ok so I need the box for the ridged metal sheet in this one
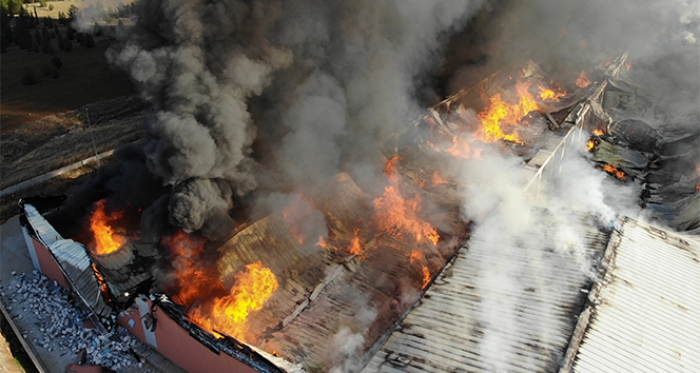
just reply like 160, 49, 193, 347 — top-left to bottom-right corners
363, 213, 610, 373
23, 204, 61, 247
572, 217, 700, 373
24, 204, 113, 320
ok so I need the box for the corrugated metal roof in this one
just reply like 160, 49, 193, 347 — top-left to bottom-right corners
213, 172, 469, 372
568, 217, 700, 373
23, 204, 61, 247
362, 212, 610, 373
23, 204, 114, 324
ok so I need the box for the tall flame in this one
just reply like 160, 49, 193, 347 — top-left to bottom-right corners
348, 228, 364, 257
373, 157, 440, 245
189, 261, 278, 342
476, 81, 538, 143
421, 266, 431, 289
89, 199, 125, 255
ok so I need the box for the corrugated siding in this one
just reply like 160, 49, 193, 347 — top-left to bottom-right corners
572, 217, 700, 373
363, 213, 610, 373
23, 204, 61, 246
24, 204, 113, 320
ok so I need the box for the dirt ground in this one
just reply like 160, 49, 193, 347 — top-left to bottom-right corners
0, 95, 145, 224
0, 17, 135, 131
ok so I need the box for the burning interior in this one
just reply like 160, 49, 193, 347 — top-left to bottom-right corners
13, 0, 700, 372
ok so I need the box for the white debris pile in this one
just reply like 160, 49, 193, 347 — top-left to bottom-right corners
1, 271, 146, 372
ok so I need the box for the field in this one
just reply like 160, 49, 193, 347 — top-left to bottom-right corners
0, 10, 145, 222
1, 11, 135, 131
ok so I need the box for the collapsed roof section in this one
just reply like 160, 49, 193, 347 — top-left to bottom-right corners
213, 171, 469, 372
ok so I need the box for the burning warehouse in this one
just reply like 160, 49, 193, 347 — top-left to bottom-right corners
3, 0, 700, 372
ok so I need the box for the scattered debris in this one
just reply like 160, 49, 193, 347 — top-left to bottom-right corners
4, 271, 151, 373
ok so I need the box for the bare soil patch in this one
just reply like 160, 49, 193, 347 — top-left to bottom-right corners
1, 24, 135, 131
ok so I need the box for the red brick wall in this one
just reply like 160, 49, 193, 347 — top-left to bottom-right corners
121, 298, 260, 373
32, 238, 68, 288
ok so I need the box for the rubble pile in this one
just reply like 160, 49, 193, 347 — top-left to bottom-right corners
1, 271, 148, 373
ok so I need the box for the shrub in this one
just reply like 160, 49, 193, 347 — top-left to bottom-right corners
21, 67, 37, 85
48, 4, 54, 11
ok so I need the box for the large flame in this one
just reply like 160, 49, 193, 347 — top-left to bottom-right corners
189, 261, 278, 342
476, 81, 538, 143
89, 199, 126, 255
162, 230, 224, 306
373, 156, 440, 245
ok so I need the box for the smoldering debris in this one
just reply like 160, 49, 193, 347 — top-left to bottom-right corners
2, 271, 153, 373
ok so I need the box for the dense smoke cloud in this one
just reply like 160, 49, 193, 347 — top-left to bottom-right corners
108, 0, 292, 233
106, 0, 486, 236
81, 0, 697, 370
446, 0, 699, 106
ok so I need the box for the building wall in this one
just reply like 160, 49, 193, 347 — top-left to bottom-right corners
118, 298, 259, 373
30, 237, 68, 289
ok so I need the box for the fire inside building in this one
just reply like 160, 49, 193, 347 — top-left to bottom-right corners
4, 0, 700, 372
16, 49, 700, 372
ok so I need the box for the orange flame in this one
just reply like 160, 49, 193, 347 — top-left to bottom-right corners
316, 235, 329, 250
409, 250, 424, 263
602, 164, 626, 179
89, 199, 125, 255
384, 155, 400, 180
593, 129, 604, 136
163, 230, 224, 306
477, 81, 537, 143
427, 138, 480, 159
586, 140, 596, 152
421, 266, 431, 289
576, 71, 591, 88
373, 158, 440, 245
538, 86, 567, 101
347, 228, 364, 257
431, 171, 448, 186
189, 261, 278, 342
